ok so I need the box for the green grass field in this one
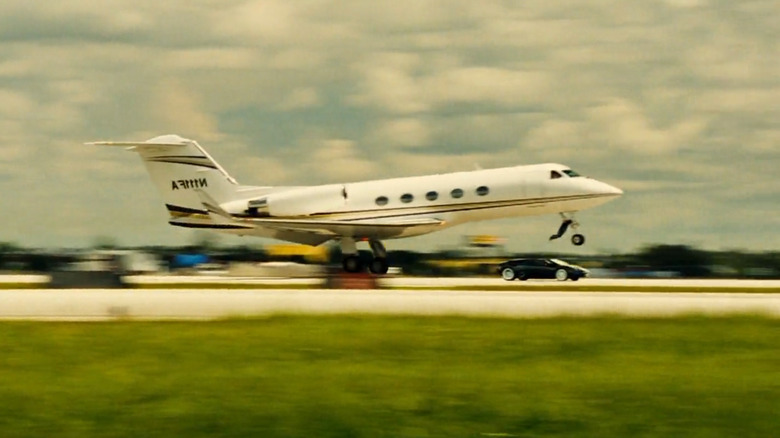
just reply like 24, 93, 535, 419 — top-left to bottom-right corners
0, 316, 778, 437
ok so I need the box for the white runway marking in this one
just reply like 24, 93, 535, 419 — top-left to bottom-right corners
0, 288, 778, 320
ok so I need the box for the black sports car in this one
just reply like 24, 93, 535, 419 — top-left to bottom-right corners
498, 258, 589, 281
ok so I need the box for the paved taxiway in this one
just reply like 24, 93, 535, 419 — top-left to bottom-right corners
0, 286, 778, 320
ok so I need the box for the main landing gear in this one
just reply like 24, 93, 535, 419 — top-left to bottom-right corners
549, 213, 586, 246
340, 237, 390, 274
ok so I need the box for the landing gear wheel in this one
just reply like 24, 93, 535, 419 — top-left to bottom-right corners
369, 257, 389, 275
501, 268, 516, 281
342, 255, 363, 273
555, 268, 569, 281
571, 234, 585, 246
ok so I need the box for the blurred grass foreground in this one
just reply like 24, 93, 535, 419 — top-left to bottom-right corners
0, 316, 778, 437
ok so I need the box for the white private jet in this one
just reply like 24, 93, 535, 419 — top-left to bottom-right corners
90, 135, 622, 274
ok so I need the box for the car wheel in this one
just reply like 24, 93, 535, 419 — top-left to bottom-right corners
555, 268, 568, 281
517, 271, 528, 281
501, 267, 516, 281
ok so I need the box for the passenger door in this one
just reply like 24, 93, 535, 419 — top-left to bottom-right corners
539, 260, 557, 279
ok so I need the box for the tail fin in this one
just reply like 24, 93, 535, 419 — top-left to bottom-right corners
89, 135, 240, 218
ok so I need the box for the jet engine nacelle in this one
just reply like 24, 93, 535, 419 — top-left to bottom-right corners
246, 184, 346, 217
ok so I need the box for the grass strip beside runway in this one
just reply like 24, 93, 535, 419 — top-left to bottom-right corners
0, 316, 777, 437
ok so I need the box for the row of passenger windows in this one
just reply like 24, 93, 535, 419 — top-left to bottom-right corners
375, 186, 489, 206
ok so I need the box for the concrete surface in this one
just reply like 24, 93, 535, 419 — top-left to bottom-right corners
0, 285, 778, 320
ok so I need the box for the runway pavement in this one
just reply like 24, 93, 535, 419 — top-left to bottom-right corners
4, 274, 779, 289
126, 276, 780, 289
0, 286, 778, 320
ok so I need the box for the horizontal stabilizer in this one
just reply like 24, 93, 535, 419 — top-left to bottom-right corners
193, 189, 242, 226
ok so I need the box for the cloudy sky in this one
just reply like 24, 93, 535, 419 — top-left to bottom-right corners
0, 0, 777, 253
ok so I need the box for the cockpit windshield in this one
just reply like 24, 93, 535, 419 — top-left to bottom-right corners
562, 169, 581, 177
550, 258, 571, 266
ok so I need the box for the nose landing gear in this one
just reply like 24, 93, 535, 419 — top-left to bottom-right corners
550, 213, 586, 246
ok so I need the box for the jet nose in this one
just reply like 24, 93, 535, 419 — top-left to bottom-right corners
605, 183, 623, 196
589, 180, 623, 197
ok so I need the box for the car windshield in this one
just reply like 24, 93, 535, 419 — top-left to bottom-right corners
550, 258, 571, 267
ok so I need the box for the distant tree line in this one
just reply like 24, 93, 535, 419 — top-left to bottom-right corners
0, 242, 777, 278
603, 245, 779, 278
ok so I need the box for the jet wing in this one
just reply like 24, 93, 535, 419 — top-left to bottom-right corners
87, 141, 189, 149
250, 216, 446, 238
168, 216, 335, 246
177, 191, 445, 245
168, 215, 445, 246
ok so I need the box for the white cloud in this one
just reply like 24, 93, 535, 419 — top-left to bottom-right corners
268, 49, 328, 70
340, 0, 489, 32
693, 89, 780, 114
0, 88, 35, 116
215, 0, 297, 41
384, 151, 509, 178
302, 139, 379, 183
524, 119, 586, 153
586, 98, 707, 155
214, 0, 351, 49
371, 118, 431, 149
349, 52, 428, 114
232, 156, 291, 185
747, 129, 780, 153
278, 87, 321, 111
662, 0, 708, 9
150, 81, 222, 141
350, 54, 551, 114
167, 48, 258, 71
423, 67, 551, 107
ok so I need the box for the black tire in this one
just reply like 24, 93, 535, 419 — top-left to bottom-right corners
369, 257, 389, 275
501, 267, 516, 281
571, 234, 585, 246
342, 255, 363, 273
